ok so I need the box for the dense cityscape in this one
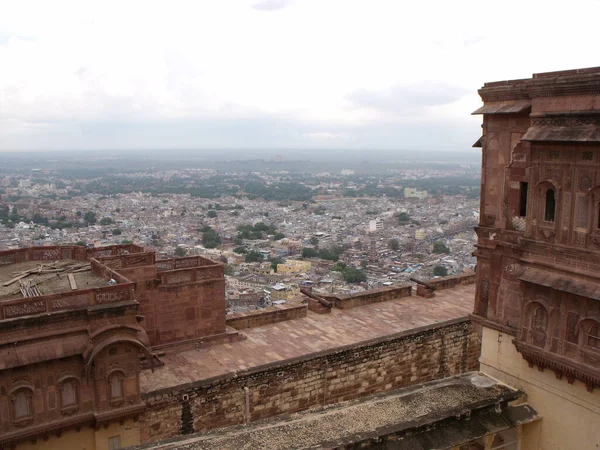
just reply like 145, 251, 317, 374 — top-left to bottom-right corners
0, 154, 480, 312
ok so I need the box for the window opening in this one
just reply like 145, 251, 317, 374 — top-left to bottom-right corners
519, 182, 528, 217
545, 189, 556, 222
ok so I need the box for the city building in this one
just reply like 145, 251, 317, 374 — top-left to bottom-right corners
368, 218, 383, 233
276, 259, 312, 274
404, 187, 428, 199
472, 66, 600, 449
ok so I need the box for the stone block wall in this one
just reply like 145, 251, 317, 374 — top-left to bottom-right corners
427, 272, 476, 291
333, 284, 412, 309
139, 317, 480, 443
226, 304, 307, 330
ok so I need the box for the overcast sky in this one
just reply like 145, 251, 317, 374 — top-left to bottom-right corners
2, 0, 600, 152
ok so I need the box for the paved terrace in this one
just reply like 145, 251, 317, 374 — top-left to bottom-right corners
140, 283, 475, 393
136, 373, 535, 450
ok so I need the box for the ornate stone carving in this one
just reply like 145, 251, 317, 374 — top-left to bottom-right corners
504, 263, 525, 277
52, 295, 89, 311
532, 116, 600, 127
579, 174, 593, 191
512, 216, 526, 231
167, 271, 193, 284
5, 300, 46, 318
95, 289, 130, 304
0, 254, 14, 266
31, 249, 61, 261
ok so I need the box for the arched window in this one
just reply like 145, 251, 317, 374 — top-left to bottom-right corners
544, 189, 556, 222
587, 326, 600, 349
60, 379, 78, 410
12, 388, 33, 421
109, 372, 124, 401
532, 306, 548, 331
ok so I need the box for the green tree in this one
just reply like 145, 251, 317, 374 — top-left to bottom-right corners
433, 265, 448, 277
388, 238, 400, 250
207, 210, 218, 218
432, 241, 450, 254
273, 232, 285, 240
360, 259, 368, 269
75, 240, 87, 247
224, 264, 234, 276
175, 247, 187, 257
233, 246, 247, 254
112, 228, 122, 235
309, 236, 319, 247
245, 250, 263, 263
343, 267, 367, 283
83, 211, 97, 224
397, 212, 410, 223
202, 227, 222, 248
331, 262, 348, 272
100, 217, 113, 226
269, 257, 283, 272
301, 247, 318, 258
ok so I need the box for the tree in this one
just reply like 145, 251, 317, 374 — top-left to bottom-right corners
397, 212, 410, 223
343, 267, 367, 283
100, 217, 113, 226
207, 210, 218, 218
269, 257, 283, 272
432, 241, 450, 254
202, 227, 222, 248
331, 262, 348, 272
273, 232, 285, 240
112, 228, 122, 235
224, 264, 234, 276
175, 247, 187, 257
388, 238, 400, 251
233, 246, 247, 254
433, 265, 448, 277
360, 259, 368, 269
83, 211, 97, 225
309, 236, 319, 247
301, 247, 318, 258
75, 241, 87, 247
245, 250, 263, 263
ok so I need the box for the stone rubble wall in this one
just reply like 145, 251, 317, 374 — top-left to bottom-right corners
140, 317, 481, 443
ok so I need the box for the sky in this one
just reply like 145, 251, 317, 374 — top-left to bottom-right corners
1, 0, 600, 152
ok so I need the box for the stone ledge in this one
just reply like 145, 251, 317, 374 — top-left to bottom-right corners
226, 304, 307, 330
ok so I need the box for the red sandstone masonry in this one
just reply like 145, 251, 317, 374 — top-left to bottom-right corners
331, 284, 412, 309
139, 317, 481, 443
226, 304, 307, 330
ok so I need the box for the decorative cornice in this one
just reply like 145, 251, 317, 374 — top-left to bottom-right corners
513, 340, 600, 392
531, 115, 600, 127
479, 68, 600, 102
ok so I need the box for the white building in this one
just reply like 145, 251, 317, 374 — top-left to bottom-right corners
404, 188, 428, 199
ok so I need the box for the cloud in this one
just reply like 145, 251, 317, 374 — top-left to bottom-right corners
346, 83, 470, 116
252, 0, 293, 11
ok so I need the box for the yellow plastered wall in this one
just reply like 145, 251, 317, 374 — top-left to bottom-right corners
15, 419, 139, 450
480, 326, 600, 450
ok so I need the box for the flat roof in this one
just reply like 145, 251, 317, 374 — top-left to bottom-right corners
0, 260, 107, 301
140, 283, 475, 394
135, 373, 533, 450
